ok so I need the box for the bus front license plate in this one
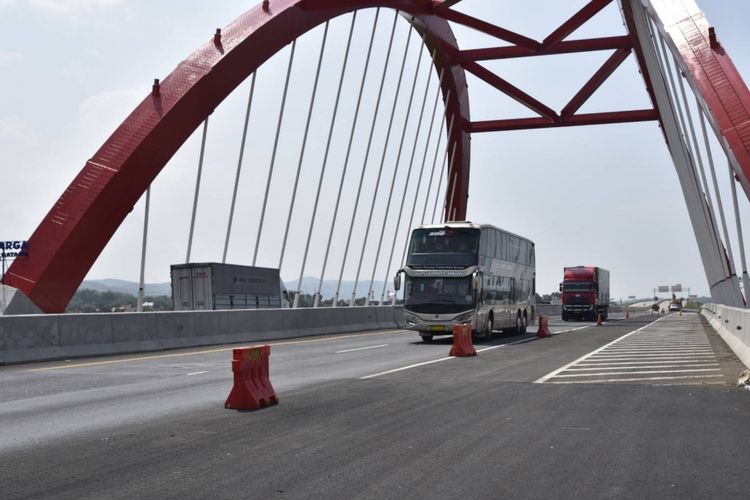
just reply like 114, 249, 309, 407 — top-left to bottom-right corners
429, 326, 446, 332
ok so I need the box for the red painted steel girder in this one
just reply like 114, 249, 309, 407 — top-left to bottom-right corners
645, 0, 750, 199
442, 0, 657, 132
543, 0, 614, 48
461, 36, 632, 62
471, 109, 659, 133
3, 0, 471, 313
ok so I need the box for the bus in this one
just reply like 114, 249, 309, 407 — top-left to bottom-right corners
394, 222, 535, 342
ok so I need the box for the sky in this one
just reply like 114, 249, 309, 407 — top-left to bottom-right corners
0, 0, 749, 301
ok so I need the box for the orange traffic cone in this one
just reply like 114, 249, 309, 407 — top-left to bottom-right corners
596, 313, 604, 325
625, 311, 630, 319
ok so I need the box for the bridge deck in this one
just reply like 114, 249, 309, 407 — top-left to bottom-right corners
1, 312, 747, 498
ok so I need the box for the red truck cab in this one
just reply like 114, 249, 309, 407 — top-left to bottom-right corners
560, 266, 610, 321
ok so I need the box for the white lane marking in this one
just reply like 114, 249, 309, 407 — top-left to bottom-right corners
589, 351, 715, 356
360, 356, 455, 379
575, 359, 720, 366
187, 371, 208, 376
534, 315, 668, 384
361, 337, 532, 379
477, 337, 537, 352
29, 329, 408, 372
551, 326, 590, 334
554, 368, 721, 378
566, 363, 719, 371
586, 354, 715, 361
336, 344, 389, 354
548, 374, 724, 384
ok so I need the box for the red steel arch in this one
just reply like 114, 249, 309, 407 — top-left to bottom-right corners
2, 0, 471, 313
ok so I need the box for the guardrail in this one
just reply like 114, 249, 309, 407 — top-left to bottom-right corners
0, 306, 403, 365
702, 304, 750, 368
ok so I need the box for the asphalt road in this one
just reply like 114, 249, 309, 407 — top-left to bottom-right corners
1, 311, 748, 499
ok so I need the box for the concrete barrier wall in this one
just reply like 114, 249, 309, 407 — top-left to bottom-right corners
536, 304, 561, 317
0, 306, 403, 365
702, 304, 750, 369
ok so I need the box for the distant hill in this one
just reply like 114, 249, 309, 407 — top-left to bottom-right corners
80, 279, 171, 297
79, 277, 392, 300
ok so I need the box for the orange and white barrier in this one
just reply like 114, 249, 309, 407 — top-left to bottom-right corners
225, 345, 278, 410
450, 324, 476, 357
536, 316, 552, 338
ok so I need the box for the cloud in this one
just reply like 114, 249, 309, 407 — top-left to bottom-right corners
0, 0, 124, 17
0, 52, 22, 66
0, 116, 30, 136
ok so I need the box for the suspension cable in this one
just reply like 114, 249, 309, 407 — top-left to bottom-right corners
186, 117, 209, 263
381, 66, 446, 303
660, 30, 729, 279
222, 72, 257, 264
312, 13, 359, 308
698, 105, 736, 272
388, 69, 445, 302
333, 10, 402, 307
365, 41, 432, 305
296, 13, 397, 308
444, 146, 458, 222
421, 92, 451, 225
137, 186, 150, 312
279, 22, 330, 271
252, 39, 297, 266
729, 160, 750, 297
673, 54, 727, 272
431, 136, 453, 223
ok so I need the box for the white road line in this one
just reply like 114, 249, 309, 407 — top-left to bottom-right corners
575, 359, 720, 366
534, 315, 668, 384
551, 326, 591, 334
586, 354, 715, 360
554, 368, 721, 378
361, 337, 532, 379
596, 348, 714, 353
187, 371, 208, 376
566, 363, 719, 371
547, 374, 724, 384
29, 329, 408, 372
360, 357, 455, 379
336, 344, 389, 354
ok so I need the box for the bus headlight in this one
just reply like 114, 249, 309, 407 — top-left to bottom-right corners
403, 313, 419, 325
454, 311, 474, 323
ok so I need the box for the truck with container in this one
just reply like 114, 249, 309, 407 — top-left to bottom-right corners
560, 266, 610, 321
171, 263, 289, 311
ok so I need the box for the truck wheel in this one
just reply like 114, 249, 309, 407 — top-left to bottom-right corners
420, 334, 433, 343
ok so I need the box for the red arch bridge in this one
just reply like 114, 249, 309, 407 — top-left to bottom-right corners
2, 0, 750, 314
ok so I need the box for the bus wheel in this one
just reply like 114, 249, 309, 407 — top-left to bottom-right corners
420, 334, 433, 343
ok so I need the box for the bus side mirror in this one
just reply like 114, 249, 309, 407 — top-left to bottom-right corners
472, 273, 480, 292
558, 283, 562, 292
394, 271, 402, 292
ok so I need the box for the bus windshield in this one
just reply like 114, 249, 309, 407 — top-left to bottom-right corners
406, 228, 479, 268
404, 276, 474, 314
409, 228, 478, 254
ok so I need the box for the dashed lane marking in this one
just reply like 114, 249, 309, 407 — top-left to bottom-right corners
336, 344, 390, 354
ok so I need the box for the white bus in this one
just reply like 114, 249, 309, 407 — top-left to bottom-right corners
394, 222, 535, 342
